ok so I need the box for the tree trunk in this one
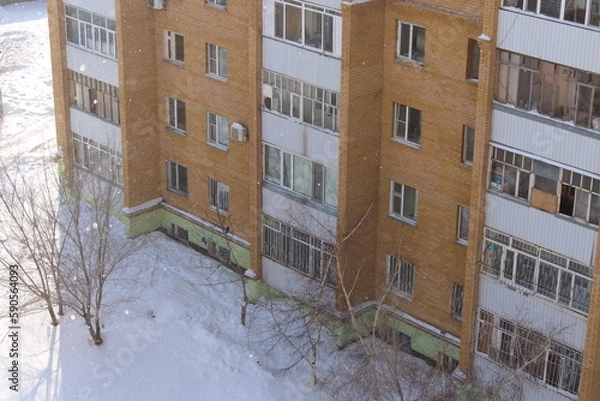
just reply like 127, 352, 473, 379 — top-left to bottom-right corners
85, 315, 103, 345
46, 299, 59, 326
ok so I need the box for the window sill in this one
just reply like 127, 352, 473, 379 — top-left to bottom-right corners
205, 2, 227, 10
462, 161, 473, 167
388, 213, 417, 226
390, 290, 413, 301
164, 59, 184, 67
209, 205, 229, 216
206, 73, 228, 82
456, 239, 468, 246
391, 137, 421, 149
465, 78, 479, 84
167, 189, 188, 198
395, 56, 424, 67
166, 126, 187, 136
207, 142, 229, 152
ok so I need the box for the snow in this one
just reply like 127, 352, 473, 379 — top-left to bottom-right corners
0, 3, 439, 401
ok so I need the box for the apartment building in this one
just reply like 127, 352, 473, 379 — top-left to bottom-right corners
47, 0, 599, 399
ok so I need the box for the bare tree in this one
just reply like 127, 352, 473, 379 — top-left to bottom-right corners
0, 159, 66, 325
59, 167, 143, 345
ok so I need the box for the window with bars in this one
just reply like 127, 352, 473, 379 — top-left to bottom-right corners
207, 112, 229, 149
72, 133, 122, 184
65, 5, 117, 58
450, 283, 464, 318
393, 102, 421, 146
262, 215, 336, 286
477, 309, 583, 395
387, 255, 415, 298
208, 178, 229, 213
69, 70, 119, 124
262, 69, 339, 132
207, 43, 228, 80
481, 227, 592, 314
396, 21, 425, 64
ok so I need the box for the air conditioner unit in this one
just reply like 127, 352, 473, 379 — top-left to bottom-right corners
262, 84, 273, 110
146, 0, 165, 10
230, 122, 248, 142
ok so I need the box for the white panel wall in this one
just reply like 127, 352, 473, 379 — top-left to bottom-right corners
262, 111, 340, 168
473, 356, 579, 401
66, 45, 119, 87
479, 276, 587, 349
262, 258, 336, 303
263, 187, 337, 238
65, 0, 115, 19
498, 9, 600, 74
486, 193, 597, 264
70, 107, 122, 152
263, 38, 342, 92
492, 106, 600, 175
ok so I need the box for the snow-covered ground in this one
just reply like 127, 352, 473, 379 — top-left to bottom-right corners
0, 3, 338, 400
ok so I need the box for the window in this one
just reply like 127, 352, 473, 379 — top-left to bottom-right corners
466, 39, 480, 80
559, 171, 600, 225
496, 50, 600, 131
206, 0, 227, 8
264, 144, 338, 207
274, 1, 339, 54
72, 133, 122, 184
457, 206, 470, 244
167, 97, 186, 133
207, 43, 228, 80
208, 178, 229, 213
490, 147, 532, 201
65, 5, 117, 58
450, 283, 464, 318
502, 0, 600, 27
387, 255, 415, 298
477, 310, 583, 395
396, 21, 425, 64
262, 215, 336, 286
165, 31, 184, 64
481, 227, 592, 314
390, 181, 418, 223
167, 161, 188, 196
262, 69, 339, 132
69, 70, 120, 124
207, 112, 229, 148
393, 103, 421, 146
462, 125, 475, 165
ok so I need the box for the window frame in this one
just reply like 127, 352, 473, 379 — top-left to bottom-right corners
166, 160, 188, 197
207, 43, 228, 80
393, 102, 422, 146
164, 30, 184, 65
207, 112, 229, 149
65, 5, 117, 59
390, 181, 418, 224
166, 97, 186, 133
450, 283, 464, 319
387, 254, 415, 299
466, 39, 480, 81
502, 0, 600, 28
457, 206, 470, 245
396, 21, 426, 64
462, 125, 475, 165
208, 178, 230, 214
